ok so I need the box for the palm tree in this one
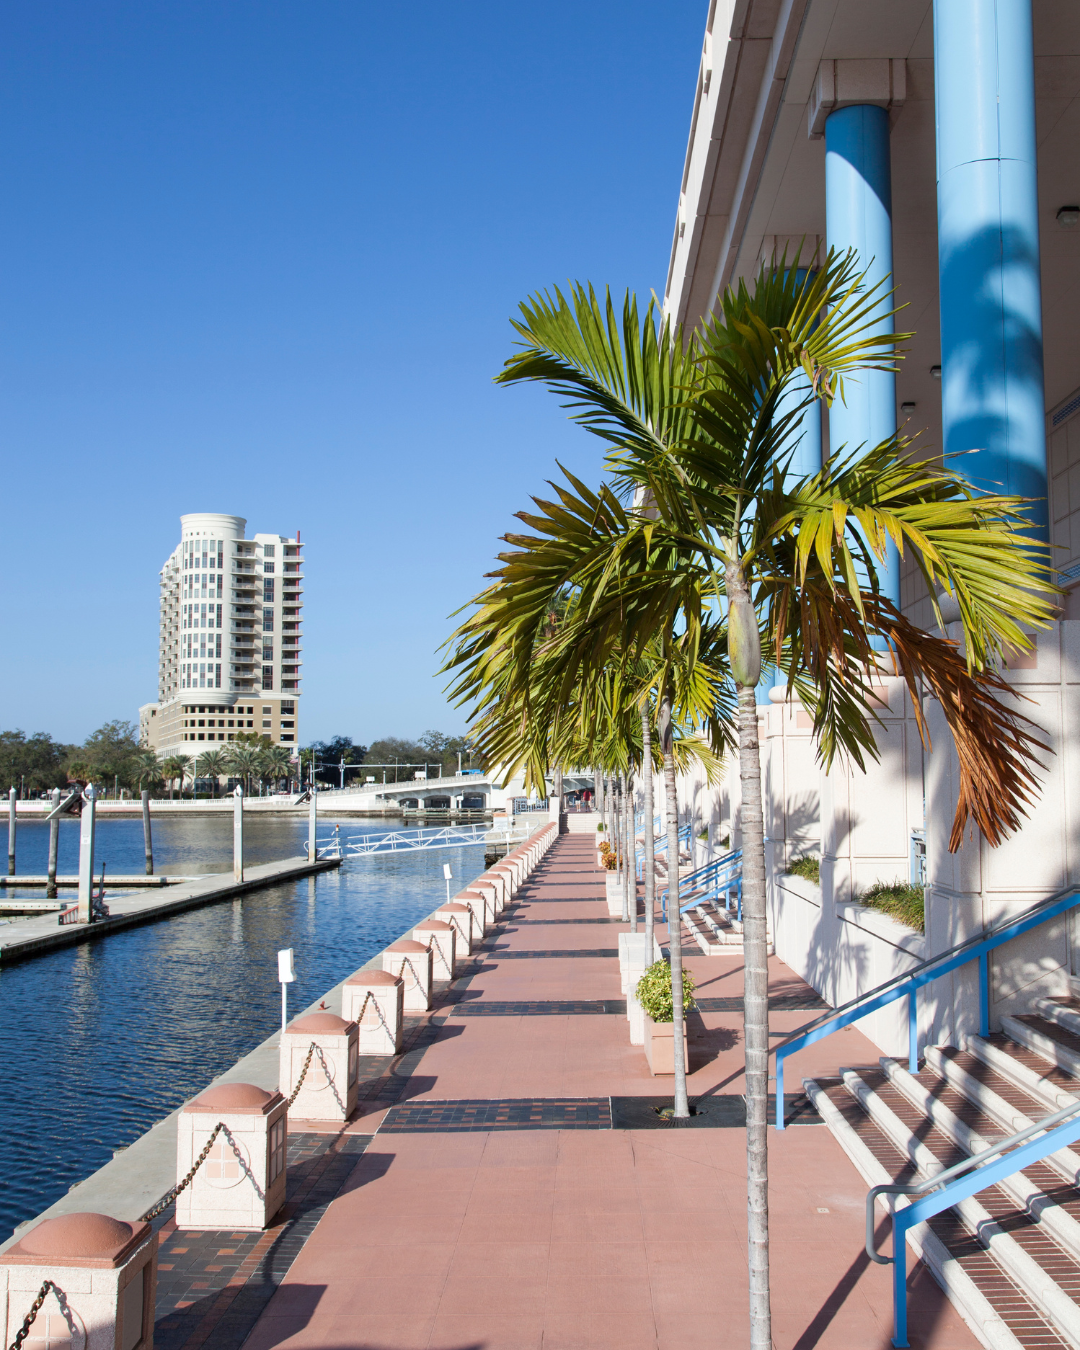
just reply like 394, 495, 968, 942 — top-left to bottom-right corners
160, 755, 188, 801
130, 751, 163, 795
259, 745, 295, 792
447, 255, 1056, 1349
224, 743, 261, 795
197, 749, 228, 797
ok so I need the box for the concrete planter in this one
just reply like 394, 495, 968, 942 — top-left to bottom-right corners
605, 872, 624, 916
643, 1014, 689, 1076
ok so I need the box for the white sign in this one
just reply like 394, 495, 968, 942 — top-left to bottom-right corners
277, 948, 296, 983
443, 863, 453, 881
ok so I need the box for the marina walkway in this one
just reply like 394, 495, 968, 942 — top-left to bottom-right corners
239, 834, 977, 1350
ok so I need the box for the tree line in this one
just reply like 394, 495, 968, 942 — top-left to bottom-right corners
300, 731, 474, 785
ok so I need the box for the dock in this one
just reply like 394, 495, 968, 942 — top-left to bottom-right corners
0, 854, 341, 963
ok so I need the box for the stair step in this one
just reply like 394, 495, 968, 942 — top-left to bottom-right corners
1036, 998, 1080, 1041
1004, 1015, 1080, 1080
806, 1075, 1064, 1349
963, 1035, 1080, 1114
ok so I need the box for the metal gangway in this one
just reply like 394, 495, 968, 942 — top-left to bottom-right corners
316, 822, 533, 859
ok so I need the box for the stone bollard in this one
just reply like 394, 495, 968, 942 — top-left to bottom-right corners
343, 969, 403, 1054
280, 1013, 359, 1122
383, 940, 433, 1011
0, 1212, 156, 1350
176, 1082, 287, 1231
436, 901, 474, 955
474, 874, 504, 915
458, 887, 492, 935
413, 918, 457, 979
491, 862, 517, 899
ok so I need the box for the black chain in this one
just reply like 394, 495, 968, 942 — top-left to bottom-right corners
285, 1042, 316, 1107
140, 1120, 226, 1221
7, 1281, 58, 1350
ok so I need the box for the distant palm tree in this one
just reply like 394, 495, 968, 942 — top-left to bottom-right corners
160, 755, 188, 801
259, 745, 295, 793
224, 744, 261, 795
198, 750, 228, 798
131, 751, 163, 795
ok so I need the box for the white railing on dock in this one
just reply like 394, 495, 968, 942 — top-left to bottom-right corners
323, 823, 531, 858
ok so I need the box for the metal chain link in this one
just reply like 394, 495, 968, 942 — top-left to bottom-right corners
140, 1120, 226, 1222
285, 1042, 316, 1108
7, 1280, 58, 1350
353, 989, 391, 1034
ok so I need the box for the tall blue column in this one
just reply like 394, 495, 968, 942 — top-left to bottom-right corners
825, 104, 901, 607
934, 0, 1047, 537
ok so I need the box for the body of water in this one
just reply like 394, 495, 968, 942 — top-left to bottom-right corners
0, 815, 487, 1238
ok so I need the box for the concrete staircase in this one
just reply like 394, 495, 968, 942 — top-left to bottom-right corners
806, 995, 1080, 1349
680, 894, 752, 954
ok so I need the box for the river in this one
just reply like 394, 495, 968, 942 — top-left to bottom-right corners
0, 814, 488, 1238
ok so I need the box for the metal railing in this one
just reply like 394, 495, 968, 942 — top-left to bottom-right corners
867, 1095, 1080, 1347
774, 882, 1080, 1131
659, 850, 743, 921
335, 823, 530, 857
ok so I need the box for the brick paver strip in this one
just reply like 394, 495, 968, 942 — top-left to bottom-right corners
448, 998, 628, 1016
380, 1096, 612, 1131
474, 946, 619, 958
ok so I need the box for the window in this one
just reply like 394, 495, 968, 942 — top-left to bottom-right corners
227, 720, 234, 728
280, 733, 294, 742
281, 720, 294, 728
263, 580, 275, 602
262, 706, 271, 713
263, 544, 276, 557
262, 643, 273, 660
261, 666, 274, 689
283, 679, 299, 690
262, 607, 274, 631
198, 732, 205, 740
262, 720, 272, 728
281, 701, 294, 713
263, 561, 275, 574
247, 719, 253, 727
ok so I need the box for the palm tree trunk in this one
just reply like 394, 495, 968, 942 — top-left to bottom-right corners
620, 772, 630, 923
623, 772, 631, 928
641, 705, 655, 961
660, 692, 689, 1118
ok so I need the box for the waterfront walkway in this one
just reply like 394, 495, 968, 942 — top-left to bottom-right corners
240, 835, 976, 1348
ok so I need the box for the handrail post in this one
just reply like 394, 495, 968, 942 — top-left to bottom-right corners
892, 1216, 910, 1348
908, 989, 918, 1073
979, 952, 990, 1037
775, 1055, 786, 1130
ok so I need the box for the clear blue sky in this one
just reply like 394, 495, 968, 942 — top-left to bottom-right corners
0, 1, 703, 748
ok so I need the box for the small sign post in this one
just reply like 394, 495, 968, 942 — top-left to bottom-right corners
233, 784, 244, 882
77, 785, 97, 924
278, 947, 296, 1037
443, 862, 453, 906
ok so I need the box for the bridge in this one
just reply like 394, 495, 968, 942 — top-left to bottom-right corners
315, 771, 503, 812
317, 821, 536, 857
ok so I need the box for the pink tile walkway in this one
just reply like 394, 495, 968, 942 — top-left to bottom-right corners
241, 834, 978, 1350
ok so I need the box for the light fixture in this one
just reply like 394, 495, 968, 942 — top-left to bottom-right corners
1057, 206, 1080, 228
900, 401, 916, 413
930, 365, 942, 379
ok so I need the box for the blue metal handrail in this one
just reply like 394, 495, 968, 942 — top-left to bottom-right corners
642, 822, 691, 861
659, 850, 743, 921
775, 882, 1080, 1130
866, 1094, 1080, 1347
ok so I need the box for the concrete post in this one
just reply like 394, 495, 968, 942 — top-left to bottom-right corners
233, 784, 244, 883
141, 789, 154, 876
7, 786, 15, 876
825, 102, 901, 607
933, 0, 1047, 534
46, 788, 60, 899
308, 789, 317, 862
77, 786, 97, 924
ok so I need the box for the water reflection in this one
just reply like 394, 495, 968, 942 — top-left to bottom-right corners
0, 816, 488, 1237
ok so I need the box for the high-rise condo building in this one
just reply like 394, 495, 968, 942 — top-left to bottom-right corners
143, 513, 304, 757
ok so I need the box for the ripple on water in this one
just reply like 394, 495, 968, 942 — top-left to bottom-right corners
0, 815, 487, 1237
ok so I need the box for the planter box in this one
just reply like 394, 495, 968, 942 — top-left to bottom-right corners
605, 872, 624, 916
643, 1013, 689, 1076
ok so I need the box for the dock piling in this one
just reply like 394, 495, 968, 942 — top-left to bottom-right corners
7, 786, 15, 876
233, 785, 244, 882
141, 790, 154, 875
307, 790, 317, 862
46, 789, 60, 898
77, 787, 97, 924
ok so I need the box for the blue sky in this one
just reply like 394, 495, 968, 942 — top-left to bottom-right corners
0, 1, 703, 747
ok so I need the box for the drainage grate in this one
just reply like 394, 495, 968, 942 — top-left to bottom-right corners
380, 1097, 611, 1132
610, 1094, 821, 1129
695, 995, 830, 1012
474, 947, 619, 959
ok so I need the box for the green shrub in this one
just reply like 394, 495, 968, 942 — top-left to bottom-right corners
636, 960, 696, 1022
859, 881, 925, 933
785, 856, 821, 883
697, 828, 709, 841
598, 840, 611, 855
596, 823, 606, 832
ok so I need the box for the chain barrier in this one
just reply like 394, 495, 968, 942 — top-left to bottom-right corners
139, 1120, 226, 1222
285, 1041, 316, 1108
354, 990, 392, 1035
424, 936, 452, 978
7, 1280, 58, 1350
397, 955, 424, 992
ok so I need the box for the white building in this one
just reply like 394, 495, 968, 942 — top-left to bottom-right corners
144, 512, 304, 758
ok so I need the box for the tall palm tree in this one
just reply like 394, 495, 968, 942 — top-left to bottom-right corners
260, 745, 295, 792
448, 255, 1056, 1349
130, 751, 163, 795
160, 755, 188, 801
197, 750, 228, 798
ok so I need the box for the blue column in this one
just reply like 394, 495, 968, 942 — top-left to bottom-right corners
825, 104, 901, 608
777, 269, 823, 479
934, 0, 1047, 537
